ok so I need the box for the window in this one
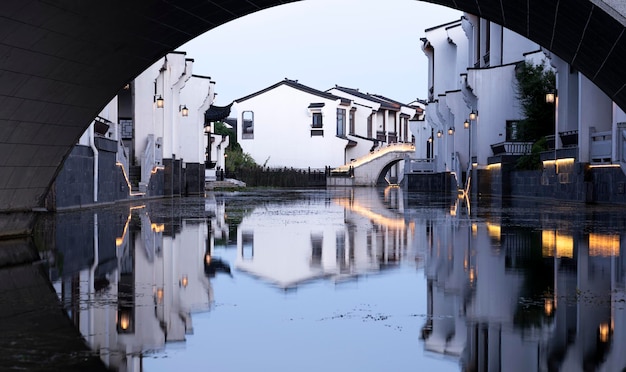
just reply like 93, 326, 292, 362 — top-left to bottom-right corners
337, 108, 346, 137
242, 231, 254, 260
312, 112, 323, 128
367, 114, 373, 138
242, 111, 254, 139
349, 108, 356, 135
506, 120, 520, 141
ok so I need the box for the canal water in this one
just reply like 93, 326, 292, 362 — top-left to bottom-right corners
21, 188, 626, 370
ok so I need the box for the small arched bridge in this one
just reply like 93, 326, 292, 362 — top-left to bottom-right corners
328, 143, 415, 187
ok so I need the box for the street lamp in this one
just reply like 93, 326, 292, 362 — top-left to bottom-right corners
179, 105, 189, 117
469, 110, 477, 121
155, 95, 164, 108
448, 127, 455, 135
464, 110, 478, 194
545, 90, 556, 104
204, 124, 212, 168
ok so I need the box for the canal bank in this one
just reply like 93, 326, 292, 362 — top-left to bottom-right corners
406, 158, 626, 204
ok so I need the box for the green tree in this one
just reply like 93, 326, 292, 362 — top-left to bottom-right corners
514, 61, 556, 170
211, 121, 257, 171
514, 60, 556, 141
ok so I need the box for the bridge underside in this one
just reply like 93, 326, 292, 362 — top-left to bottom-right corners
0, 0, 624, 226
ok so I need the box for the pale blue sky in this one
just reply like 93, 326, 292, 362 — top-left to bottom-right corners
179, 0, 461, 105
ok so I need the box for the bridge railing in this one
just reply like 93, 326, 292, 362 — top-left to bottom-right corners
405, 157, 437, 173
590, 130, 612, 163
334, 142, 415, 172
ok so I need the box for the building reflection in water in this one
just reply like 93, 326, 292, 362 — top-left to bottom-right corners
36, 189, 626, 371
45, 198, 230, 371
235, 187, 416, 289
420, 196, 626, 371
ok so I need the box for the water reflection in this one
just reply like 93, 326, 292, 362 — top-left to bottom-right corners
27, 189, 626, 371
235, 187, 417, 289
43, 201, 228, 371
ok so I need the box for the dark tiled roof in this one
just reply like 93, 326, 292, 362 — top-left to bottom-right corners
204, 103, 233, 122
330, 85, 400, 111
235, 79, 348, 103
370, 94, 414, 110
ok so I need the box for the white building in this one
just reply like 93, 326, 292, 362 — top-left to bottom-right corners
233, 79, 354, 169
417, 13, 626, 200
53, 50, 220, 209
417, 16, 540, 185
235, 187, 415, 289
233, 79, 417, 170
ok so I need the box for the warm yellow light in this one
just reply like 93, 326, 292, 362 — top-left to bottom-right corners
556, 158, 575, 172
180, 105, 189, 117
469, 111, 477, 121
119, 312, 131, 330
334, 198, 407, 229
556, 232, 573, 258
589, 233, 619, 257
464, 120, 469, 129
156, 288, 164, 303
205, 254, 212, 265
487, 163, 501, 170
156, 95, 164, 108
486, 222, 501, 241
544, 298, 554, 316
588, 164, 621, 168
151, 223, 165, 233
469, 268, 475, 283
471, 223, 477, 236
599, 323, 610, 343
542, 230, 556, 257
545, 92, 555, 104
180, 275, 189, 288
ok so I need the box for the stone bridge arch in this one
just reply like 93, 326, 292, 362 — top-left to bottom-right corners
0, 0, 625, 229
376, 158, 405, 186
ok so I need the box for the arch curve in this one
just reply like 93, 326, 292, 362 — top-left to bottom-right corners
0, 0, 624, 216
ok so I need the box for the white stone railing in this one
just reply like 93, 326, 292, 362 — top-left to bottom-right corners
590, 130, 612, 163
406, 157, 437, 173
333, 142, 415, 172
140, 134, 155, 192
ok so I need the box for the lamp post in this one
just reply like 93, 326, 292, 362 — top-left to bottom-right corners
464, 110, 477, 193
448, 127, 455, 174
204, 124, 212, 169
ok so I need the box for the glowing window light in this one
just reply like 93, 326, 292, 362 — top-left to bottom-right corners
589, 233, 619, 257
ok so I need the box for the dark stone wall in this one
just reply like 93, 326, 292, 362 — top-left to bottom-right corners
408, 159, 626, 205
145, 168, 164, 197
95, 137, 130, 203
184, 163, 205, 196
405, 172, 455, 193
483, 161, 626, 204
164, 158, 183, 197
53, 145, 94, 208
50, 139, 169, 209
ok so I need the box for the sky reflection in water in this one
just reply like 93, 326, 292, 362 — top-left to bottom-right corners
43, 187, 626, 371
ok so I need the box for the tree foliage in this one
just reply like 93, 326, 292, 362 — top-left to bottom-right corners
514, 61, 556, 170
212, 121, 257, 171
514, 61, 556, 141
